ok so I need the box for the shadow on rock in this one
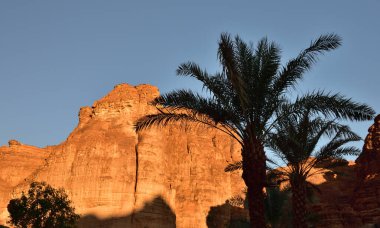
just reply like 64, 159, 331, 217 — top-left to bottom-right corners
78, 196, 176, 228
206, 201, 249, 228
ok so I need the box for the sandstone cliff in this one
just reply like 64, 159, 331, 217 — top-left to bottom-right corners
0, 84, 244, 228
0, 141, 51, 221
1, 84, 379, 227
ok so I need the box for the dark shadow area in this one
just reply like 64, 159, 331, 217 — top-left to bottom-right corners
78, 196, 175, 228
206, 201, 249, 228
310, 161, 363, 227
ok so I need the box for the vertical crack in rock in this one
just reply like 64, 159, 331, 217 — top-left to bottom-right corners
130, 143, 139, 224
134, 144, 139, 203
186, 141, 192, 178
186, 143, 192, 161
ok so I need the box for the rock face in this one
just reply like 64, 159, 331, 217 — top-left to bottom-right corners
353, 114, 380, 224
307, 115, 380, 227
308, 162, 363, 227
0, 84, 244, 228
0, 140, 51, 221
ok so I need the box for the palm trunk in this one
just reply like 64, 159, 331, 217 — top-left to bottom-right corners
291, 179, 307, 228
242, 137, 267, 228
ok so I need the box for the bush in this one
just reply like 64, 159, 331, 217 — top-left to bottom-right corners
7, 182, 79, 228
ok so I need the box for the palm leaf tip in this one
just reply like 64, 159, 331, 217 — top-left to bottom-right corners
134, 115, 155, 132
134, 113, 189, 132
309, 34, 342, 52
295, 91, 375, 121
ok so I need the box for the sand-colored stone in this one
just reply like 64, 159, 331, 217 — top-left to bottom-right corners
0, 84, 244, 228
0, 140, 51, 221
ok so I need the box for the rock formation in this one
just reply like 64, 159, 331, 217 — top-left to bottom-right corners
353, 114, 380, 224
0, 140, 51, 221
306, 114, 380, 227
1, 83, 379, 227
0, 84, 244, 228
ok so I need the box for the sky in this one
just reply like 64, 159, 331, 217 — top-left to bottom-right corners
0, 1, 379, 161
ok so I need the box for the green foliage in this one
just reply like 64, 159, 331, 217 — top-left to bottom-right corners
7, 182, 80, 228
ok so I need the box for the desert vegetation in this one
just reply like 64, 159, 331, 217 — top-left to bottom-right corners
266, 108, 362, 227
7, 182, 79, 228
136, 33, 375, 227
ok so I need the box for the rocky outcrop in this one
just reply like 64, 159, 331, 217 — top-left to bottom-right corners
307, 115, 380, 227
0, 140, 51, 221
0, 84, 244, 228
353, 114, 380, 224
308, 162, 363, 227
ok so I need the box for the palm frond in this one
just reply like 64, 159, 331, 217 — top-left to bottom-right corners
306, 34, 342, 54
224, 161, 242, 172
135, 113, 198, 132
272, 34, 341, 96
135, 111, 244, 144
293, 90, 375, 121
250, 38, 282, 128
218, 33, 249, 111
176, 62, 235, 104
268, 104, 364, 193
153, 89, 243, 133
315, 145, 361, 164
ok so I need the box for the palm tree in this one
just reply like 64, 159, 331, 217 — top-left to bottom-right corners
135, 33, 375, 227
267, 108, 362, 228
264, 186, 291, 228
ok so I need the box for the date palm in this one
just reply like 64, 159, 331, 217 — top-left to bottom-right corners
135, 33, 374, 227
267, 108, 362, 228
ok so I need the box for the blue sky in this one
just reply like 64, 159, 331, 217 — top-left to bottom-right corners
0, 1, 379, 160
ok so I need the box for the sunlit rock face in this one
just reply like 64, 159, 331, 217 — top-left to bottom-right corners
0, 140, 51, 221
0, 84, 244, 228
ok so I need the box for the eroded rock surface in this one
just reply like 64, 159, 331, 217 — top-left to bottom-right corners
0, 140, 51, 221
0, 84, 244, 228
353, 114, 380, 224
307, 115, 380, 227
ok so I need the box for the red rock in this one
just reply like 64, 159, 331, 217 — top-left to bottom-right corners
0, 84, 244, 228
352, 114, 380, 225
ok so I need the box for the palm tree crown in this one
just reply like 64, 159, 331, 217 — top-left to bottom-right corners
135, 33, 375, 228
269, 109, 361, 174
267, 108, 362, 228
136, 33, 372, 141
